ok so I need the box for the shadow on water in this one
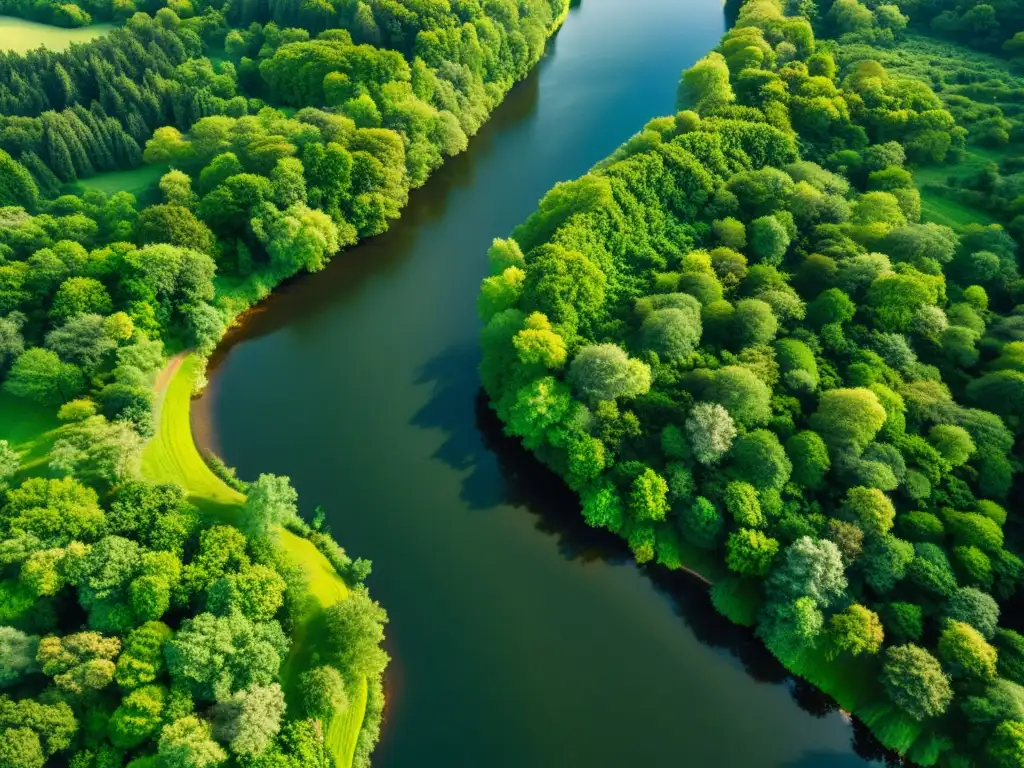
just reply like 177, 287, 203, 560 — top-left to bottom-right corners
472, 385, 904, 764
405, 336, 901, 764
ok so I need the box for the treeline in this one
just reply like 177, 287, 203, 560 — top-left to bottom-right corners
0, 15, 251, 184
481, 0, 1024, 765
813, 0, 1024, 57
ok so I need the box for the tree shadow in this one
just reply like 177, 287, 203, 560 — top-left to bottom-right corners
407, 342, 899, 765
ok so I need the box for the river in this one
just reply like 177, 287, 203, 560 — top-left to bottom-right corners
195, 0, 889, 765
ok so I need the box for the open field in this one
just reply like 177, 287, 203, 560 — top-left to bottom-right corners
0, 15, 112, 53
72, 163, 170, 206
0, 390, 63, 477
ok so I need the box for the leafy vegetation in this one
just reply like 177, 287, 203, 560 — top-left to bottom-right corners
481, 0, 1024, 764
0, 0, 571, 766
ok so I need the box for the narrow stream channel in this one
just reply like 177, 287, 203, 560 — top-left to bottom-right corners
195, 1, 889, 764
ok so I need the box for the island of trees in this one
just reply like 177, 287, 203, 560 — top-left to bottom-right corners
481, 0, 1024, 764
0, 1, 570, 767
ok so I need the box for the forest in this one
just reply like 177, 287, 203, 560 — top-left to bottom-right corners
0, 0, 570, 767
480, 0, 1024, 764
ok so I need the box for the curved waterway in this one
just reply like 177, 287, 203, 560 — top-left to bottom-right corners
196, 1, 890, 765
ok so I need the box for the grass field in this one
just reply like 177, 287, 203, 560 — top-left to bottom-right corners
0, 390, 64, 477
72, 163, 169, 207
915, 146, 1005, 228
0, 15, 113, 53
142, 354, 367, 765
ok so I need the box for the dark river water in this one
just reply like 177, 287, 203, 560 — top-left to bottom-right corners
195, 1, 889, 765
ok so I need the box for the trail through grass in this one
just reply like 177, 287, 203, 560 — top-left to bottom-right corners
142, 353, 366, 765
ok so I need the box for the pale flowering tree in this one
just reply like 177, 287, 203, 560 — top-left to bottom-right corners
685, 402, 736, 465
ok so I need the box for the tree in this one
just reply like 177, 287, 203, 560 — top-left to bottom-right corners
3, 348, 84, 405
0, 440, 19, 492
828, 604, 883, 658
749, 216, 790, 265
679, 496, 723, 549
323, 590, 389, 679
841, 487, 895, 537
109, 685, 167, 748
0, 148, 39, 210
50, 277, 112, 322
255, 203, 346, 276
928, 424, 976, 466
732, 299, 778, 347
786, 431, 830, 489
938, 621, 997, 681
36, 632, 120, 695
944, 587, 1000, 639
0, 728, 43, 768
766, 536, 847, 608
567, 344, 651, 404
300, 665, 348, 719
678, 52, 734, 112
807, 288, 855, 327
640, 308, 701, 361
243, 474, 299, 537
880, 602, 923, 644
134, 205, 216, 254
628, 468, 669, 523
0, 313, 26, 370
996, 629, 1024, 684
990, 721, 1024, 768
45, 314, 118, 373
2, 476, 104, 544
0, 697, 76, 759
478, 267, 525, 321
704, 366, 772, 426
513, 313, 566, 369
724, 481, 764, 527
207, 564, 286, 622
730, 429, 792, 490
0, 628, 38, 688
726, 529, 779, 576
115, 621, 172, 690
157, 717, 226, 768
212, 683, 285, 757
165, 612, 287, 701
880, 644, 953, 720
810, 388, 886, 450
685, 402, 736, 464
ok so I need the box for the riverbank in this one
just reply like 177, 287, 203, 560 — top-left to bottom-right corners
142, 353, 369, 767
477, 0, 1024, 763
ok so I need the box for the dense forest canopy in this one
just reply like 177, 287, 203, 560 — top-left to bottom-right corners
0, 0, 569, 767
481, 0, 1024, 764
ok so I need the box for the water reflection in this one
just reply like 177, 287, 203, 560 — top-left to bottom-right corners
470, 382, 900, 764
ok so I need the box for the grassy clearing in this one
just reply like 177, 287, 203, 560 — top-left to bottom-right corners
0, 15, 113, 53
915, 147, 1007, 228
142, 354, 366, 765
0, 390, 64, 477
71, 163, 169, 206
919, 189, 998, 228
